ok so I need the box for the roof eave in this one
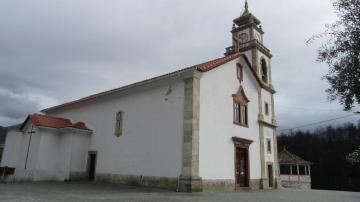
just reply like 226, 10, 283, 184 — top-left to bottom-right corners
42, 67, 197, 113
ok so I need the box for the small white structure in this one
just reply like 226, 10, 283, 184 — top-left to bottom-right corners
278, 148, 313, 189
1, 2, 281, 192
2, 114, 92, 181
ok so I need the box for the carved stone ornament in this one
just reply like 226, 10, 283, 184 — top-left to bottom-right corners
232, 87, 250, 105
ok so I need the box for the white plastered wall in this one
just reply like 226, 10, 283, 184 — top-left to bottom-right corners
1, 123, 42, 180
1, 122, 90, 181
199, 57, 262, 180
46, 79, 185, 178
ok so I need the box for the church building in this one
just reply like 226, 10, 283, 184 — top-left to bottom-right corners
1, 2, 281, 192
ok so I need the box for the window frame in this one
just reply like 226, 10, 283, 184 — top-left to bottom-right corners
114, 111, 124, 137
236, 63, 243, 82
232, 87, 250, 128
267, 139, 272, 154
260, 58, 268, 83
265, 102, 269, 115
233, 101, 248, 127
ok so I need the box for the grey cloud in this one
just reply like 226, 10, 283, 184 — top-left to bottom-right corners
0, 88, 40, 122
0, 0, 358, 130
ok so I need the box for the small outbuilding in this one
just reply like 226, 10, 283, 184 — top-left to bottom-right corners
278, 148, 313, 189
1, 114, 92, 182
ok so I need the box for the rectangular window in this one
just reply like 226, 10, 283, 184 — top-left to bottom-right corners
234, 102, 248, 126
237, 64, 243, 81
115, 111, 123, 137
265, 102, 269, 115
267, 139, 272, 154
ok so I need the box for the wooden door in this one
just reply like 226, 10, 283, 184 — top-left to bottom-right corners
235, 148, 249, 187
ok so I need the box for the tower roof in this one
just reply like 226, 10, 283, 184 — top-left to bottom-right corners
233, 1, 261, 26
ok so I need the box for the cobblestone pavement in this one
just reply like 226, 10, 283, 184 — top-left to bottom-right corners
0, 182, 359, 202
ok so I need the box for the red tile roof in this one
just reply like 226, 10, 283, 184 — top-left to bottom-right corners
43, 53, 270, 112
195, 53, 242, 72
20, 114, 91, 131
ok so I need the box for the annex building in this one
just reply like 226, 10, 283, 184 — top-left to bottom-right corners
1, 2, 281, 192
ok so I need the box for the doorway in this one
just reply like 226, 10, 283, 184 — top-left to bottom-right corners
232, 137, 253, 190
268, 164, 274, 188
88, 151, 97, 181
235, 148, 249, 188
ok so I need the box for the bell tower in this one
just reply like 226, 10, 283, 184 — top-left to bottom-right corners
226, 1, 280, 189
225, 0, 273, 86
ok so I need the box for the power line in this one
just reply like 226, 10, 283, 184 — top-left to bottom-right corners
280, 106, 344, 112
279, 114, 359, 132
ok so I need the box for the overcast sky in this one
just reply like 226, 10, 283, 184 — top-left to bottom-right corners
0, 0, 359, 130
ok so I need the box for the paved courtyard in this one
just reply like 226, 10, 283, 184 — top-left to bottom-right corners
0, 182, 359, 202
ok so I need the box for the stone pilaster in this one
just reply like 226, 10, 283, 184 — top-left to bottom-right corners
271, 94, 282, 188
257, 91, 267, 189
179, 76, 203, 192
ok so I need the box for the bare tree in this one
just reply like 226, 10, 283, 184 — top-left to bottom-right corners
308, 0, 360, 111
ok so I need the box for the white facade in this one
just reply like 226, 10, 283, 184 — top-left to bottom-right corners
47, 78, 186, 178
199, 58, 262, 180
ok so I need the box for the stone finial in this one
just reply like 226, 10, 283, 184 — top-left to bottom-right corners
241, 0, 250, 16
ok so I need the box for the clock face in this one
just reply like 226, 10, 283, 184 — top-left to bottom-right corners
239, 33, 249, 43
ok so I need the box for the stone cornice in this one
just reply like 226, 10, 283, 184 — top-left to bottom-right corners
232, 137, 253, 148
232, 23, 264, 35
262, 84, 276, 94
239, 40, 272, 58
258, 119, 278, 129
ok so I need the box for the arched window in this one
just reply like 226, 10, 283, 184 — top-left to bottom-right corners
115, 111, 124, 137
236, 63, 243, 81
261, 59, 268, 83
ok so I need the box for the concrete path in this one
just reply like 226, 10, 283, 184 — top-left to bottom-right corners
0, 182, 359, 202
